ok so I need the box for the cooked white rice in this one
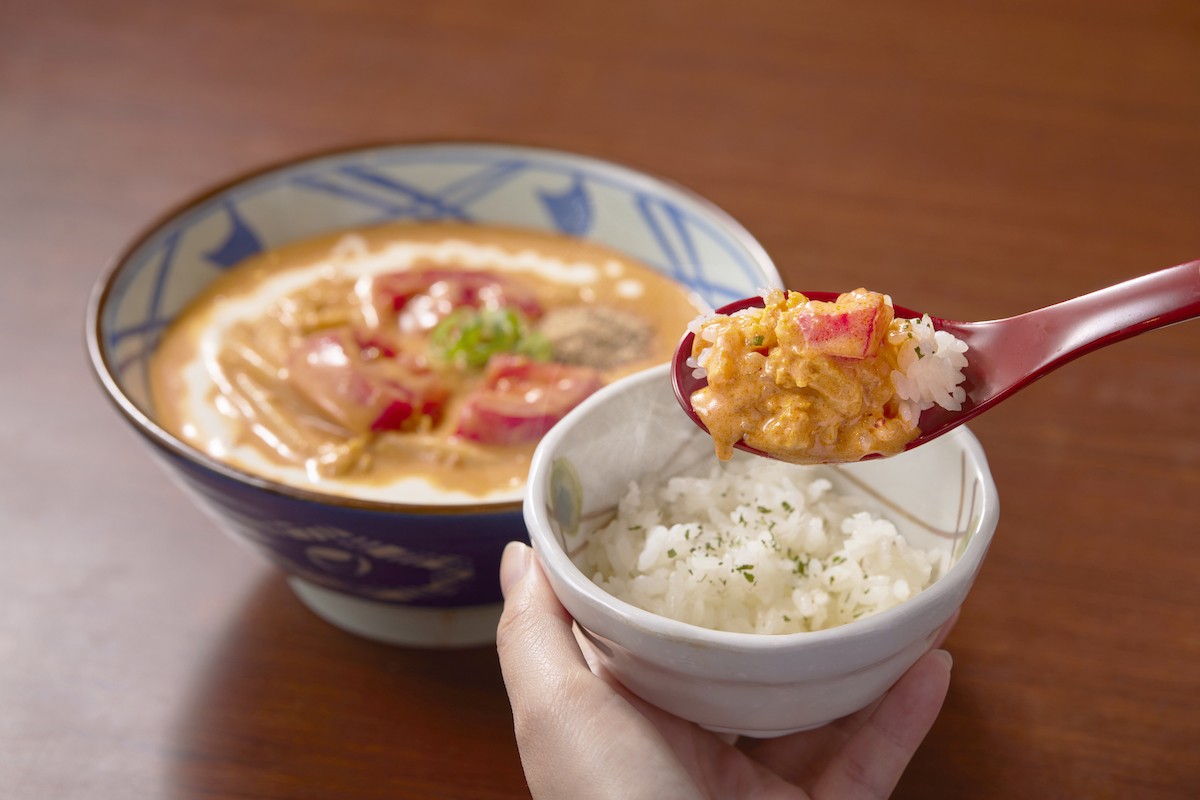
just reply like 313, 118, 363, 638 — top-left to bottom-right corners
890, 314, 969, 427
581, 457, 945, 634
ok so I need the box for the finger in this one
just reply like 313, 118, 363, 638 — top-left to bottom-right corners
811, 649, 952, 800
495, 543, 709, 798
496, 541, 590, 697
496, 542, 604, 786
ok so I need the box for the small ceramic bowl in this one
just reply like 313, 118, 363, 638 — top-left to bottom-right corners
87, 142, 780, 647
524, 364, 999, 735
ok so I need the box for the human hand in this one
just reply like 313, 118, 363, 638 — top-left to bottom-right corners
496, 541, 954, 800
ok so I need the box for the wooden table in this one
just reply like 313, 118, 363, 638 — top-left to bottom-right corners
3, 2, 1198, 797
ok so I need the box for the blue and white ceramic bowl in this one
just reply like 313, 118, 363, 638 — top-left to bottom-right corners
86, 142, 781, 647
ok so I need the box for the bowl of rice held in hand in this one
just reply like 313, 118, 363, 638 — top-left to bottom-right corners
524, 364, 998, 735
87, 142, 781, 648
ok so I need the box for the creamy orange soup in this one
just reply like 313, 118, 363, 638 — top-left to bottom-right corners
151, 223, 702, 502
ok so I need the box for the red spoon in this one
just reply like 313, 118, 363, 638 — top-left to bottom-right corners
672, 260, 1200, 461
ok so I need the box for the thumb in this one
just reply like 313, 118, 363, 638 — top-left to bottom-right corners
496, 542, 592, 704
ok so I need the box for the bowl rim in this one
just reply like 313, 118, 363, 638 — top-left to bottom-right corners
85, 139, 781, 515
524, 364, 1001, 651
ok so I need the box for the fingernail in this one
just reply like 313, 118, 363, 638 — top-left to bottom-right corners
932, 649, 953, 671
499, 541, 533, 598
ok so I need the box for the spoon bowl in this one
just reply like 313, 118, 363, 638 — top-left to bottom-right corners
673, 260, 1200, 461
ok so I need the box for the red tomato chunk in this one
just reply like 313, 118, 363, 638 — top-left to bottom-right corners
455, 355, 604, 445
287, 330, 448, 435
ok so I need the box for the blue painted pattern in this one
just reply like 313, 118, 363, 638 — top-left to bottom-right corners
205, 201, 265, 268
538, 173, 592, 236
102, 144, 777, 412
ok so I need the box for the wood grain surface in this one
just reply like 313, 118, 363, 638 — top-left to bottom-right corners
2, 1, 1198, 797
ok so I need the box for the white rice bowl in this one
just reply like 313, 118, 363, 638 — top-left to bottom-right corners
525, 364, 999, 735
581, 457, 950, 634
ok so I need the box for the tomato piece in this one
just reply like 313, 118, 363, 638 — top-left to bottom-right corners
370, 268, 543, 332
794, 290, 892, 360
370, 398, 415, 432
287, 330, 447, 434
455, 355, 604, 445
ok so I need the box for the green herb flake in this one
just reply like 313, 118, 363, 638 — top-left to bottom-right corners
781, 501, 795, 513
732, 564, 757, 583
749, 334, 765, 347
430, 307, 551, 369
914, 346, 925, 359
666, 548, 677, 558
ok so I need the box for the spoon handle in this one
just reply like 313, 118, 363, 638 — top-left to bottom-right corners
1017, 259, 1200, 364
947, 260, 1200, 378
